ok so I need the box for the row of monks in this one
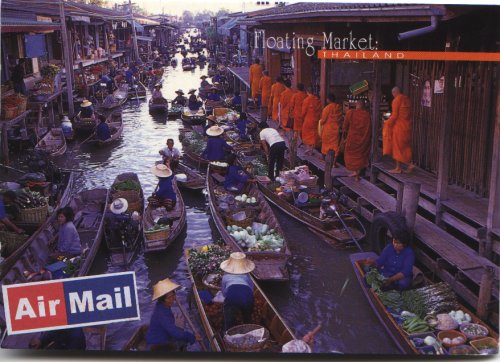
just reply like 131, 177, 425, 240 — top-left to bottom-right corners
249, 59, 414, 177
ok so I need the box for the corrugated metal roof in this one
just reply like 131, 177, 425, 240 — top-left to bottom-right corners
1, 16, 60, 32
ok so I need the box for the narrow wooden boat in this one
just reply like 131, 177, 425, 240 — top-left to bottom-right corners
105, 173, 144, 267
88, 111, 124, 146
182, 64, 196, 71
122, 324, 148, 351
206, 166, 291, 282
168, 104, 183, 118
128, 81, 147, 100
143, 178, 186, 252
35, 128, 67, 157
176, 162, 205, 190
148, 98, 169, 113
350, 252, 499, 355
74, 113, 98, 135
98, 87, 128, 111
179, 127, 209, 172
185, 246, 295, 351
0, 187, 107, 350
181, 107, 206, 126
0, 170, 75, 279
255, 179, 366, 248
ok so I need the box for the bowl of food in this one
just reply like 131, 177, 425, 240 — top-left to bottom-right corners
459, 323, 489, 340
448, 345, 477, 355
437, 330, 467, 348
470, 337, 498, 355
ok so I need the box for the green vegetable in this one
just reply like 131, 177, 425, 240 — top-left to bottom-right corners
112, 179, 140, 191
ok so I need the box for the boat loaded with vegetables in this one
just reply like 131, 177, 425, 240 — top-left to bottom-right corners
185, 244, 296, 351
143, 177, 186, 252
179, 128, 209, 171
1, 189, 108, 350
350, 252, 498, 355
206, 165, 291, 281
246, 163, 366, 249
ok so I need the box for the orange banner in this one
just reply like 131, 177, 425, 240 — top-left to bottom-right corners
317, 50, 500, 61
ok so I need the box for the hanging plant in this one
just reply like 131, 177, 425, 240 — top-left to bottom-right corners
40, 64, 60, 79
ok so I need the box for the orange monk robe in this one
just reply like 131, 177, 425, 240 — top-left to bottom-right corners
290, 90, 307, 134
301, 95, 322, 147
279, 88, 295, 130
319, 103, 342, 155
383, 94, 412, 163
249, 64, 263, 98
268, 82, 286, 122
344, 108, 372, 171
259, 75, 272, 108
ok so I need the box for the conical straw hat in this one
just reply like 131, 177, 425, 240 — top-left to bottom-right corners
220, 252, 255, 274
152, 278, 180, 301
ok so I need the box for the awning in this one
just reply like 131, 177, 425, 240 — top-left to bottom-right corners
1, 17, 60, 33
267, 39, 293, 54
218, 17, 241, 36
71, 15, 90, 23
127, 20, 144, 33
134, 17, 160, 26
136, 35, 153, 42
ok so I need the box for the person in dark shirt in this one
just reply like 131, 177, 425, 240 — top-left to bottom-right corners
206, 87, 221, 101
230, 90, 242, 110
96, 114, 111, 141
101, 74, 113, 93
29, 327, 86, 350
365, 229, 415, 291
202, 126, 232, 161
80, 99, 94, 118
172, 89, 187, 106
236, 112, 249, 140
224, 154, 249, 193
151, 164, 176, 209
187, 89, 201, 110
200, 75, 210, 88
11, 58, 27, 95
146, 278, 201, 351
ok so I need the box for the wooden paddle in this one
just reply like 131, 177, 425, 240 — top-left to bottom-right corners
175, 299, 208, 352
78, 131, 96, 146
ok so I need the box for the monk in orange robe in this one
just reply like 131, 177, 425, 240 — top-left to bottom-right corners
249, 59, 263, 106
259, 70, 272, 122
383, 87, 414, 174
344, 100, 372, 180
301, 87, 322, 154
290, 83, 307, 142
279, 79, 295, 132
319, 94, 342, 165
268, 77, 286, 123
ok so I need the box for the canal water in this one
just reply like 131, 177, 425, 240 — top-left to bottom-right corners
53, 28, 398, 354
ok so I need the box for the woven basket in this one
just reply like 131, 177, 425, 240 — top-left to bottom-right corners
225, 209, 254, 228
224, 324, 269, 352
0, 231, 28, 257
144, 227, 170, 241
18, 204, 49, 225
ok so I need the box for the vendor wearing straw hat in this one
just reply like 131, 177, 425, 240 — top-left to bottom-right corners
79, 99, 95, 118
220, 252, 255, 332
203, 114, 217, 135
187, 89, 201, 111
146, 278, 198, 351
151, 164, 176, 210
201, 125, 232, 161
200, 75, 210, 88
172, 89, 187, 106
206, 86, 221, 102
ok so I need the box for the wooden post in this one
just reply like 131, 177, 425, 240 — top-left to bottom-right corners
396, 182, 404, 214
486, 64, 500, 244
324, 150, 334, 191
129, 0, 140, 62
435, 36, 457, 227
477, 228, 492, 259
476, 266, 494, 320
320, 57, 326, 107
289, 131, 297, 168
79, 62, 88, 99
402, 182, 421, 233
369, 61, 382, 173
47, 102, 55, 130
1, 123, 9, 165
59, 0, 74, 116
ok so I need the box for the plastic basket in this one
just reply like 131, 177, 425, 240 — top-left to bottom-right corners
18, 204, 49, 225
349, 80, 369, 96
224, 324, 269, 352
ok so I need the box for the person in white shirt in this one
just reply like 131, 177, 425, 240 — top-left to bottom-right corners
159, 138, 182, 169
258, 121, 286, 181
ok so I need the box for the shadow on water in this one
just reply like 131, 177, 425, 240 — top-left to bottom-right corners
58, 27, 399, 354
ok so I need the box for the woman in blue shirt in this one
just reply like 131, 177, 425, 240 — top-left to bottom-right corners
220, 252, 255, 332
366, 233, 415, 290
202, 126, 232, 161
151, 164, 176, 209
224, 154, 249, 193
236, 112, 249, 141
56, 207, 81, 257
146, 278, 200, 351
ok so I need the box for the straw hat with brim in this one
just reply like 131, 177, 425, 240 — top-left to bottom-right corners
220, 252, 255, 274
151, 164, 173, 178
152, 278, 180, 301
175, 89, 184, 95
206, 125, 224, 137
110, 198, 128, 214
188, 89, 196, 94
81, 100, 92, 107
206, 115, 216, 122
200, 75, 208, 79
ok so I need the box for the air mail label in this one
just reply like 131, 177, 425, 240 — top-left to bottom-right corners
2, 272, 140, 335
